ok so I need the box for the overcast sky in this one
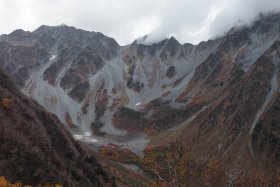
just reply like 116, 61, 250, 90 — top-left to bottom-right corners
1, 0, 280, 45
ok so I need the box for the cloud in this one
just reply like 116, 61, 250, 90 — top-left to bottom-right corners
140, 0, 223, 44
209, 0, 280, 38
0, 0, 280, 45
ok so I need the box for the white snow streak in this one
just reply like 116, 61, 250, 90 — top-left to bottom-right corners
249, 60, 278, 159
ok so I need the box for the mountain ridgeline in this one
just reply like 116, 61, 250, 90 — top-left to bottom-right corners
0, 13, 280, 186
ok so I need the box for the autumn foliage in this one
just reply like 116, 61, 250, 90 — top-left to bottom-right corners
0, 176, 62, 187
100, 144, 138, 163
1, 98, 11, 108
100, 141, 280, 186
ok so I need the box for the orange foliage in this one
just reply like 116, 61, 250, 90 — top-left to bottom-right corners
1, 98, 11, 108
64, 112, 75, 128
144, 128, 156, 136
0, 176, 62, 187
99, 144, 138, 163
0, 176, 31, 187
201, 160, 226, 186
237, 171, 278, 187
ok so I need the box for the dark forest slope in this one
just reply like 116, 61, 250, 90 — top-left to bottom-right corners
0, 68, 116, 186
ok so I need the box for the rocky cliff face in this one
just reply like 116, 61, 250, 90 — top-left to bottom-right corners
1, 13, 280, 182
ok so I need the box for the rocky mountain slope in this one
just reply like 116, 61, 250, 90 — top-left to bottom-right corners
1, 12, 280, 186
0, 67, 116, 186
0, 23, 221, 151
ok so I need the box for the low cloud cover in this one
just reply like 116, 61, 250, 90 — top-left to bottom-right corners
1, 0, 280, 45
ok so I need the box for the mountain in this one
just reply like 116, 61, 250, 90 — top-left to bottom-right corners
0, 13, 280, 186
0, 67, 116, 186
0, 24, 221, 146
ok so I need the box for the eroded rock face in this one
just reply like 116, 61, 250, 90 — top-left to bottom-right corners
0, 25, 119, 103
0, 40, 49, 87
60, 50, 104, 102
166, 65, 176, 78
69, 81, 90, 102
